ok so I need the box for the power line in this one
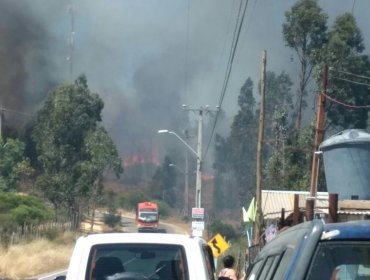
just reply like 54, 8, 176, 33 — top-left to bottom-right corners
332, 76, 370, 88
0, 106, 32, 117
352, 0, 356, 14
334, 69, 370, 81
203, 0, 249, 159
184, 0, 190, 97
209, 0, 239, 100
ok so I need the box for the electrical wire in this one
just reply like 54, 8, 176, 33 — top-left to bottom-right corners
332, 76, 370, 88
184, 0, 190, 97
209, 0, 238, 101
0, 107, 32, 117
334, 69, 370, 81
203, 0, 250, 160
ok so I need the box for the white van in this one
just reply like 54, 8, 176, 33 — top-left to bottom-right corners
56, 233, 216, 280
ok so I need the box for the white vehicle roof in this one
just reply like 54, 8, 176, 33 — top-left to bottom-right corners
76, 232, 205, 246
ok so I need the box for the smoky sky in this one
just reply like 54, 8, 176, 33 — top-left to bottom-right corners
0, 0, 58, 113
1, 0, 370, 161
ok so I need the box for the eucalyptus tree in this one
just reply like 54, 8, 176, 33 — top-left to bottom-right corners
228, 77, 258, 206
79, 127, 123, 228
264, 71, 294, 149
151, 156, 177, 206
283, 0, 328, 129
263, 71, 294, 189
32, 76, 122, 226
317, 13, 370, 130
212, 134, 231, 211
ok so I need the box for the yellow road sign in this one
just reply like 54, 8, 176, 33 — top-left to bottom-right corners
208, 233, 229, 257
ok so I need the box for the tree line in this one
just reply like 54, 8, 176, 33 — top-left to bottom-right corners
212, 0, 370, 213
0, 76, 123, 234
1, 0, 370, 240
131, 0, 370, 222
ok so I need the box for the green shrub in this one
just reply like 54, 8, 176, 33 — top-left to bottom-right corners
103, 213, 121, 228
154, 200, 170, 218
0, 193, 53, 227
208, 220, 239, 241
44, 228, 60, 241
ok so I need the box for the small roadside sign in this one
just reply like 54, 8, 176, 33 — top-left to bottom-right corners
192, 221, 205, 230
192, 229, 203, 237
192, 207, 204, 219
208, 233, 229, 257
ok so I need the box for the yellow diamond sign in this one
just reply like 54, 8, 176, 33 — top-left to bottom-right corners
208, 233, 229, 257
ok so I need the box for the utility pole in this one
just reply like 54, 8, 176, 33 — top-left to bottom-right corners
182, 104, 218, 208
254, 50, 266, 245
309, 64, 328, 197
0, 107, 3, 141
195, 110, 203, 208
183, 106, 203, 209
184, 130, 190, 217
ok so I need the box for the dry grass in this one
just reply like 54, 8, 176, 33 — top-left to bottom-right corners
0, 212, 190, 279
0, 232, 76, 279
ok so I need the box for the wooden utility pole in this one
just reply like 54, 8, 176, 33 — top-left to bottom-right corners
309, 64, 328, 197
254, 50, 266, 245
0, 107, 2, 141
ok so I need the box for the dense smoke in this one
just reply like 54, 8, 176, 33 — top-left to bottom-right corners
1, 0, 369, 164
0, 1, 59, 113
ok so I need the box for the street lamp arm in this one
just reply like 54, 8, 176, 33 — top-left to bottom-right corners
168, 131, 199, 159
158, 129, 199, 159
169, 164, 185, 174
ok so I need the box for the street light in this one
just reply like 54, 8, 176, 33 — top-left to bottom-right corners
158, 129, 202, 209
169, 163, 184, 173
158, 130, 198, 159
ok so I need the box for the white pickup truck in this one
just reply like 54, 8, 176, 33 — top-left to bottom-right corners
55, 232, 216, 280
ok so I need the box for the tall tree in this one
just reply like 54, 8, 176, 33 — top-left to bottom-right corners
264, 71, 294, 149
151, 156, 177, 206
32, 76, 122, 225
283, 0, 328, 129
317, 13, 370, 130
263, 71, 294, 189
212, 134, 232, 211
228, 78, 258, 206
79, 127, 123, 228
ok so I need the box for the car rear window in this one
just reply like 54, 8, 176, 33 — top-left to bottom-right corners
86, 243, 189, 280
306, 241, 370, 280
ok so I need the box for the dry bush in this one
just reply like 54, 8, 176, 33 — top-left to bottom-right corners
0, 232, 76, 279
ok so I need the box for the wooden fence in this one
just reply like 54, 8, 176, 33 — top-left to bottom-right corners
0, 221, 72, 246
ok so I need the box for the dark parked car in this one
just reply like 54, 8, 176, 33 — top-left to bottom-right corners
247, 219, 370, 280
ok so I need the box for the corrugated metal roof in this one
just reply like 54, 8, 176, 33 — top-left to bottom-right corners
319, 208, 370, 215
262, 190, 328, 219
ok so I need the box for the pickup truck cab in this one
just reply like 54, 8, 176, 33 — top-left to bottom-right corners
57, 232, 215, 280
247, 219, 370, 280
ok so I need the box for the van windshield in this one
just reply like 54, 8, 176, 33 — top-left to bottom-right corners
86, 243, 188, 280
139, 212, 158, 222
306, 241, 370, 280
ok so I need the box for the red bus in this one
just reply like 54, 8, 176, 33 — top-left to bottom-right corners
136, 201, 159, 232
